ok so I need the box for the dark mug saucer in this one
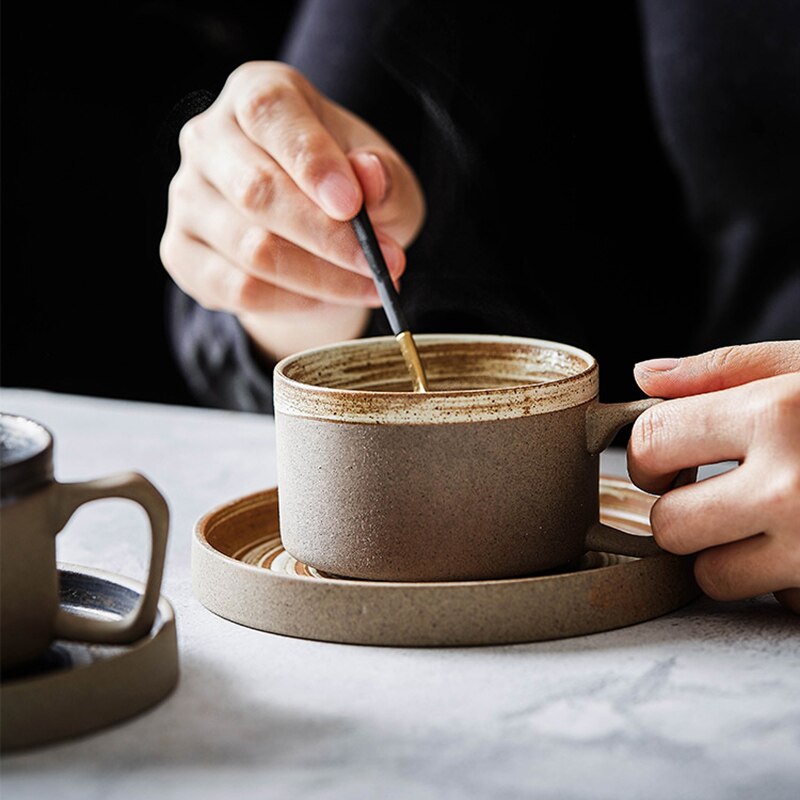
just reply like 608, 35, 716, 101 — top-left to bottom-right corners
1, 566, 179, 753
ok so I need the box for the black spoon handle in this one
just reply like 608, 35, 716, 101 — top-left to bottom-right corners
350, 206, 408, 335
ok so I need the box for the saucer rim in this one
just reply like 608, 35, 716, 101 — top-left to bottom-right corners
191, 477, 701, 647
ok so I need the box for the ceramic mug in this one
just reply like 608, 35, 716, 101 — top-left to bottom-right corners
0, 413, 169, 671
274, 334, 677, 582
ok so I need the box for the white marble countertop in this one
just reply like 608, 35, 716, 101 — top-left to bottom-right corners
1, 388, 798, 800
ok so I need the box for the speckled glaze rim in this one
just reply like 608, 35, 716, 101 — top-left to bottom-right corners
273, 334, 599, 424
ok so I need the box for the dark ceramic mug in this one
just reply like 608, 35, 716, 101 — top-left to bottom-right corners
274, 335, 669, 582
0, 413, 169, 671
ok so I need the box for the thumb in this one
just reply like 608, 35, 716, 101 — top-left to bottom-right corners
634, 341, 800, 398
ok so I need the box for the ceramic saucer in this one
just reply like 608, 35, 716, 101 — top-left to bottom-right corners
192, 477, 700, 647
0, 565, 179, 752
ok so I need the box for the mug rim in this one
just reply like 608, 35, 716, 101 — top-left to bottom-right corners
274, 334, 599, 425
0, 413, 55, 501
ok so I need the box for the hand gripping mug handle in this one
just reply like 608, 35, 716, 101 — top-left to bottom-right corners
585, 398, 697, 558
51, 472, 169, 644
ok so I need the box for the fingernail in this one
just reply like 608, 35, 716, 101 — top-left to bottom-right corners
379, 236, 404, 274
316, 171, 360, 219
350, 151, 389, 205
636, 358, 680, 372
353, 236, 403, 277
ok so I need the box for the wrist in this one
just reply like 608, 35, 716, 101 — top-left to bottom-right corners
239, 305, 373, 363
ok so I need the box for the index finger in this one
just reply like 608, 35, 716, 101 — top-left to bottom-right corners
635, 341, 800, 398
627, 384, 755, 494
231, 63, 362, 220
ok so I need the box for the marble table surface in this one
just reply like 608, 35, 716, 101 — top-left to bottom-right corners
1, 388, 798, 800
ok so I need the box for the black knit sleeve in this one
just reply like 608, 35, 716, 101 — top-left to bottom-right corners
168, 286, 277, 413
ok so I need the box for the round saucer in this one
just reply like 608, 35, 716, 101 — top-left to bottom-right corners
0, 565, 179, 752
192, 477, 700, 647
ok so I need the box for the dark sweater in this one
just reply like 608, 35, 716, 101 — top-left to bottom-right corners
169, 0, 800, 412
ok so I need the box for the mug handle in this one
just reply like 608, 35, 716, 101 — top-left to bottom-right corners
51, 472, 169, 644
585, 399, 697, 558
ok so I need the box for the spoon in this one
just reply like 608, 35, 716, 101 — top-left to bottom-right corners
350, 206, 429, 392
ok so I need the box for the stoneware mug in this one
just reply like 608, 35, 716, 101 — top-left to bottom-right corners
0, 413, 169, 671
274, 334, 670, 582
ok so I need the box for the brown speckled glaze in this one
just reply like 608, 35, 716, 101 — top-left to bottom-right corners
274, 335, 661, 582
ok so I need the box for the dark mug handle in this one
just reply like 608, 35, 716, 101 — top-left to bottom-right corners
585, 398, 697, 558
